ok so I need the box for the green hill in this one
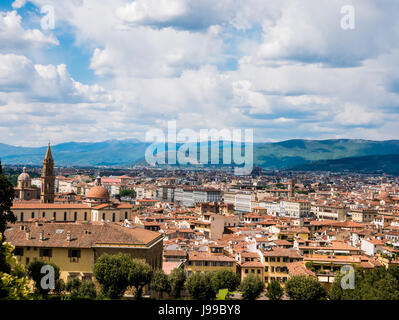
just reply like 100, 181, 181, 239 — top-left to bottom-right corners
288, 154, 399, 175
1, 139, 399, 171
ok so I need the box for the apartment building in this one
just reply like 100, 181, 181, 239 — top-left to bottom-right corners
185, 246, 236, 276
312, 204, 348, 221
5, 221, 164, 282
351, 208, 378, 223
262, 248, 303, 284
281, 200, 310, 218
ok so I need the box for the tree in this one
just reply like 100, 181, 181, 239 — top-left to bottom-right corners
151, 269, 170, 299
128, 259, 153, 300
266, 280, 284, 300
54, 278, 65, 295
66, 277, 81, 293
0, 240, 30, 299
186, 272, 217, 300
66, 278, 97, 299
169, 268, 186, 299
240, 274, 265, 300
0, 161, 16, 273
329, 266, 399, 300
211, 269, 241, 292
27, 260, 60, 296
285, 276, 326, 300
93, 253, 134, 299
120, 189, 136, 198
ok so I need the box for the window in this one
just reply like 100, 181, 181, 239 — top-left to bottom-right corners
31, 212, 34, 219
64, 212, 67, 221
84, 212, 87, 220
125, 212, 128, 219
265, 267, 269, 272
251, 269, 255, 273
212, 261, 217, 266
14, 247, 24, 256
204, 261, 209, 266
68, 249, 81, 260
25, 257, 30, 264
53, 212, 56, 219
265, 276, 268, 282
257, 269, 261, 274
39, 248, 52, 257
74, 212, 77, 221
264, 257, 269, 262
112, 213, 115, 222
270, 257, 276, 262
20, 212, 24, 221
245, 269, 248, 274
82, 273, 92, 282
102, 213, 105, 220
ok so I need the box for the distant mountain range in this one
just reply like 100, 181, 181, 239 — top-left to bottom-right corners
288, 154, 399, 175
1, 138, 399, 174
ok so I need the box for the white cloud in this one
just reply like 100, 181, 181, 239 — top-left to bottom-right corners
0, 10, 58, 50
1, 0, 399, 145
11, 0, 26, 9
115, 0, 187, 24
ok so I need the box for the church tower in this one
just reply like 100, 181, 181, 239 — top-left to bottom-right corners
40, 143, 55, 203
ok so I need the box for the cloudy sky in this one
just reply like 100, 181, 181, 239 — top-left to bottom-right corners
0, 0, 399, 146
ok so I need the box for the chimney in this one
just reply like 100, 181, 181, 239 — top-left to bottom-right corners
39, 230, 44, 241
66, 231, 71, 241
25, 228, 30, 240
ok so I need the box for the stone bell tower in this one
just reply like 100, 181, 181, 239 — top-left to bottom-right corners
40, 143, 55, 203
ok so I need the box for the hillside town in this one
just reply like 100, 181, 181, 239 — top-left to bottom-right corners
2, 143, 399, 300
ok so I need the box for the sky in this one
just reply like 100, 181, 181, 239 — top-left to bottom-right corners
1, 0, 399, 147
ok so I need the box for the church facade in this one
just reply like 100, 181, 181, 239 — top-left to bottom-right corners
12, 144, 135, 223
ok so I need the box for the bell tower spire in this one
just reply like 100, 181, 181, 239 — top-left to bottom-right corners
40, 142, 55, 203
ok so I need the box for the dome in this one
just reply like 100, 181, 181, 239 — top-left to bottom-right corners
87, 186, 109, 199
18, 167, 30, 181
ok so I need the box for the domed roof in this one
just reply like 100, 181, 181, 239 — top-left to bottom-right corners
18, 167, 30, 181
87, 185, 109, 199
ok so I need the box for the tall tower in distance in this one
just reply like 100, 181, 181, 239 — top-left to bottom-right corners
288, 178, 296, 199
40, 143, 55, 203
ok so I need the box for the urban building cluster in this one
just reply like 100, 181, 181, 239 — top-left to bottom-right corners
5, 145, 399, 292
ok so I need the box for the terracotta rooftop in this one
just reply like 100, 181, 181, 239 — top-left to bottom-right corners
262, 247, 302, 258
287, 261, 316, 277
12, 202, 90, 209
5, 221, 162, 248
188, 251, 235, 262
